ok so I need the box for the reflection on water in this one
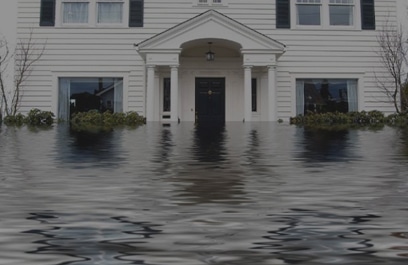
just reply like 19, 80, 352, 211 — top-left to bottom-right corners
299, 127, 354, 163
1, 123, 408, 264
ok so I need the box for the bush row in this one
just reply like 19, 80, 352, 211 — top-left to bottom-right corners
290, 111, 408, 128
1, 109, 146, 131
70, 110, 145, 132
2, 108, 54, 126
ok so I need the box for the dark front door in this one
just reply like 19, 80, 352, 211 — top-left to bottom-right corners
195, 78, 225, 125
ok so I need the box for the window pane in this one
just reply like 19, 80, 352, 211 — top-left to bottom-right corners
63, 2, 89, 23
163, 78, 171, 112
297, 5, 321, 25
251, 78, 257, 112
98, 2, 123, 24
330, 5, 353, 25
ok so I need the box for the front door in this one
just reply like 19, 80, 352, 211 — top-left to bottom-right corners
195, 78, 225, 125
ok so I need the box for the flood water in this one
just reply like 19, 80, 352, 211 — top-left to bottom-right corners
1, 122, 408, 265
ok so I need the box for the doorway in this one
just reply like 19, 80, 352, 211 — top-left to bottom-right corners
195, 78, 225, 125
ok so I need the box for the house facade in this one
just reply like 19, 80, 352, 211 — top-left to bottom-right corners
15, 0, 408, 122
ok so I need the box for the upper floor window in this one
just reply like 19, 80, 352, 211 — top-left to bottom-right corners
61, 0, 124, 25
296, 0, 321, 26
293, 0, 359, 28
276, 0, 374, 30
40, 0, 144, 28
329, 0, 354, 26
62, 1, 89, 24
97, 1, 124, 24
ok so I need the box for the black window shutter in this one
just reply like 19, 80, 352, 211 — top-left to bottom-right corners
129, 0, 144, 27
276, 0, 290, 29
40, 0, 55, 26
361, 0, 375, 30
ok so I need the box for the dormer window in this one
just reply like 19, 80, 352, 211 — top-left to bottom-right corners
195, 0, 226, 6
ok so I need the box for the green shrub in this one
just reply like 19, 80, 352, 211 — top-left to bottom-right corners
386, 113, 408, 127
290, 111, 386, 127
125, 111, 145, 126
3, 113, 26, 126
70, 110, 145, 132
25, 108, 55, 126
3, 109, 54, 126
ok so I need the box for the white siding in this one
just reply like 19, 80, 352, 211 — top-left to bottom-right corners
16, 0, 401, 119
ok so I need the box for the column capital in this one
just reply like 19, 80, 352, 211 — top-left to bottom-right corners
267, 65, 277, 70
243, 65, 253, 69
169, 64, 180, 69
146, 65, 156, 69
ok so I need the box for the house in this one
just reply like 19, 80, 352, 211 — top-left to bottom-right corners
14, 0, 408, 123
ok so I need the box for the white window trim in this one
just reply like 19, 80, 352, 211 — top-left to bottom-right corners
291, 0, 361, 30
51, 71, 129, 117
290, 73, 365, 117
56, 0, 129, 28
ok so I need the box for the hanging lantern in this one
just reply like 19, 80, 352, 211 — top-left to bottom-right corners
206, 42, 215, 61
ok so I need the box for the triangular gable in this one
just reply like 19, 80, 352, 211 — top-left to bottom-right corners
136, 9, 285, 55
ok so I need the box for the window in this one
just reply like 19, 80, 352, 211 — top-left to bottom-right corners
296, 0, 321, 26
45, 0, 143, 27
251, 78, 257, 112
163, 78, 171, 112
58, 77, 123, 120
284, 0, 368, 29
195, 0, 225, 6
63, 1, 89, 24
97, 2, 124, 24
329, 0, 354, 26
296, 79, 357, 115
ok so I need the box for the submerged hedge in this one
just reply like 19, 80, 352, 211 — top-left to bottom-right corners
70, 110, 145, 132
290, 111, 408, 128
1, 109, 145, 131
2, 108, 54, 126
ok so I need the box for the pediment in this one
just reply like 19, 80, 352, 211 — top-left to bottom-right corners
136, 9, 285, 56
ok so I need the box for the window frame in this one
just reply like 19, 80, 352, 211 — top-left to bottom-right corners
56, 0, 129, 28
295, 78, 359, 116
96, 1, 125, 25
328, 0, 355, 26
296, 0, 322, 27
61, 1, 90, 25
291, 0, 361, 30
58, 76, 124, 120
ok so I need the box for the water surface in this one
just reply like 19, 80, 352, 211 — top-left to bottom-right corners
1, 122, 408, 265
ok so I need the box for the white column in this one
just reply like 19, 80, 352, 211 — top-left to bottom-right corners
146, 65, 156, 122
244, 66, 252, 122
267, 65, 277, 121
170, 65, 179, 122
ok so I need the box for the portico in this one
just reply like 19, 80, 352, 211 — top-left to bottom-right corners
135, 10, 285, 122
